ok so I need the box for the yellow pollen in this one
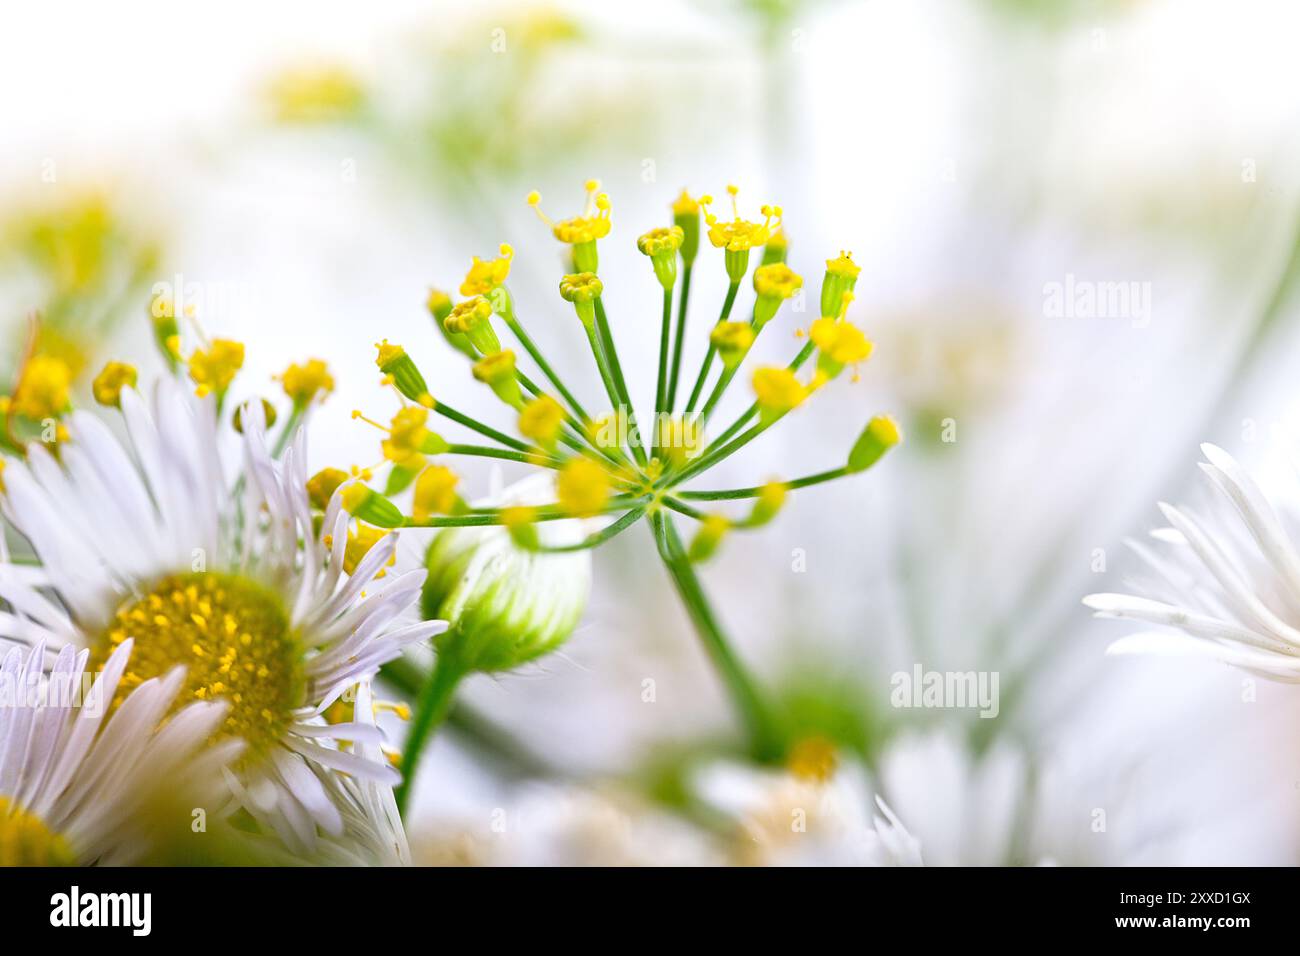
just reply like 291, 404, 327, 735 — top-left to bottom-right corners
187, 339, 245, 398
0, 797, 75, 866
278, 358, 335, 406
91, 361, 137, 409
11, 355, 72, 420
92, 572, 303, 767
787, 736, 839, 783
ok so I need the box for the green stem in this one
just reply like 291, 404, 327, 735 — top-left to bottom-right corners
666, 265, 693, 411
503, 313, 591, 422
684, 281, 740, 413
380, 655, 557, 780
680, 467, 848, 499
652, 286, 672, 457
706, 339, 815, 453
445, 443, 562, 468
651, 511, 783, 762
271, 405, 304, 459
395, 655, 466, 815
433, 399, 531, 453
534, 507, 645, 552
592, 298, 647, 466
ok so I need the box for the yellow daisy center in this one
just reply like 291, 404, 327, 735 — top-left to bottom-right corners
93, 572, 305, 766
0, 797, 75, 866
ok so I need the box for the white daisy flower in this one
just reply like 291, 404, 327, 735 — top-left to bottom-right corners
0, 638, 237, 865
0, 376, 446, 859
691, 747, 922, 866
1084, 442, 1300, 682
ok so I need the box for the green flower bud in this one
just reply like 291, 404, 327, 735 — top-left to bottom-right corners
375, 341, 431, 404
820, 251, 861, 319
340, 484, 405, 529
672, 190, 701, 266
420, 477, 591, 673
848, 416, 901, 472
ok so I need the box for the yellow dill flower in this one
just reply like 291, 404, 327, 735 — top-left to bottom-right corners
343, 524, 395, 576
701, 185, 781, 253
498, 505, 540, 550
381, 406, 430, 468
749, 481, 788, 526
637, 226, 685, 289
374, 339, 433, 405
529, 180, 611, 272
820, 250, 861, 317
413, 465, 460, 522
89, 361, 136, 409
672, 189, 702, 265
752, 366, 808, 422
671, 190, 700, 217
655, 415, 704, 470
688, 513, 730, 563
460, 244, 514, 297
187, 339, 244, 399
266, 63, 365, 123
754, 261, 802, 300
709, 321, 756, 368
636, 226, 684, 258
12, 355, 73, 420
848, 415, 902, 472
278, 358, 335, 407
443, 296, 501, 354
426, 288, 453, 322
810, 316, 873, 375
557, 457, 611, 517
518, 394, 566, 449
558, 272, 603, 327
528, 180, 612, 245
306, 467, 349, 509
472, 350, 522, 405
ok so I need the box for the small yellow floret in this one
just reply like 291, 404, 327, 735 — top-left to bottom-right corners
443, 296, 494, 334
529, 180, 612, 244
754, 263, 803, 300
810, 317, 873, 365
413, 465, 459, 522
374, 340, 405, 370
307, 467, 349, 509
518, 394, 566, 447
700, 186, 782, 252
279, 358, 335, 406
752, 367, 809, 417
188, 339, 245, 398
91, 361, 137, 408
460, 244, 514, 296
556, 457, 611, 517
381, 406, 430, 466
472, 350, 517, 385
637, 226, 684, 258
825, 251, 861, 279
12, 355, 72, 419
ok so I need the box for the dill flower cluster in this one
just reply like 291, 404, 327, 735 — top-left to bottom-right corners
343, 178, 900, 780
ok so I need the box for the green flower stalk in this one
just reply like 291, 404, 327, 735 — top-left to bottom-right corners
346, 179, 899, 782
393, 476, 592, 812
